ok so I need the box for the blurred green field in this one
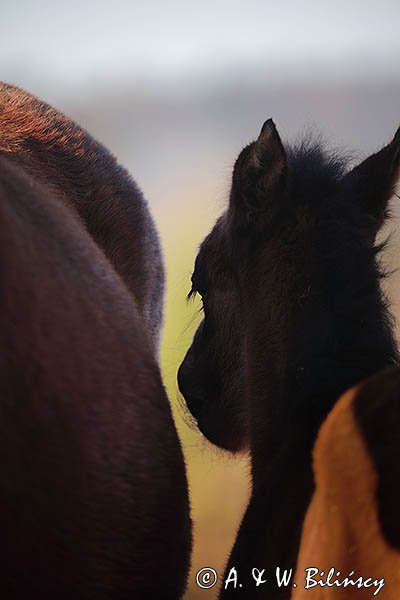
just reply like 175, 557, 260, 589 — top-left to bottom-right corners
155, 193, 250, 599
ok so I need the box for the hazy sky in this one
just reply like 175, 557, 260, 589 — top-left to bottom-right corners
1, 0, 399, 93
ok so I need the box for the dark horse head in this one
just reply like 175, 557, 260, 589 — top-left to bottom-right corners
178, 120, 400, 455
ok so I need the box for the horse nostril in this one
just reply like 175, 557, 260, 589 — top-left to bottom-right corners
178, 348, 195, 392
177, 357, 193, 398
183, 347, 195, 369
177, 356, 205, 421
177, 362, 187, 395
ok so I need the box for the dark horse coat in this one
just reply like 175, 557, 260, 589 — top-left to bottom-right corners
0, 83, 190, 599
179, 119, 400, 598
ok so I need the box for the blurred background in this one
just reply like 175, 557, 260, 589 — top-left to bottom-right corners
2, 1, 399, 597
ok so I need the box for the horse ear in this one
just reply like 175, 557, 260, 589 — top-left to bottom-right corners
342, 125, 400, 237
229, 119, 287, 232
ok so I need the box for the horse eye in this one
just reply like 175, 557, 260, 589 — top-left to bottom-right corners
197, 285, 208, 300
188, 286, 207, 301
189, 271, 208, 300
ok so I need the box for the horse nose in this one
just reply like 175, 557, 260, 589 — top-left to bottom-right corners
177, 350, 193, 398
177, 349, 205, 419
